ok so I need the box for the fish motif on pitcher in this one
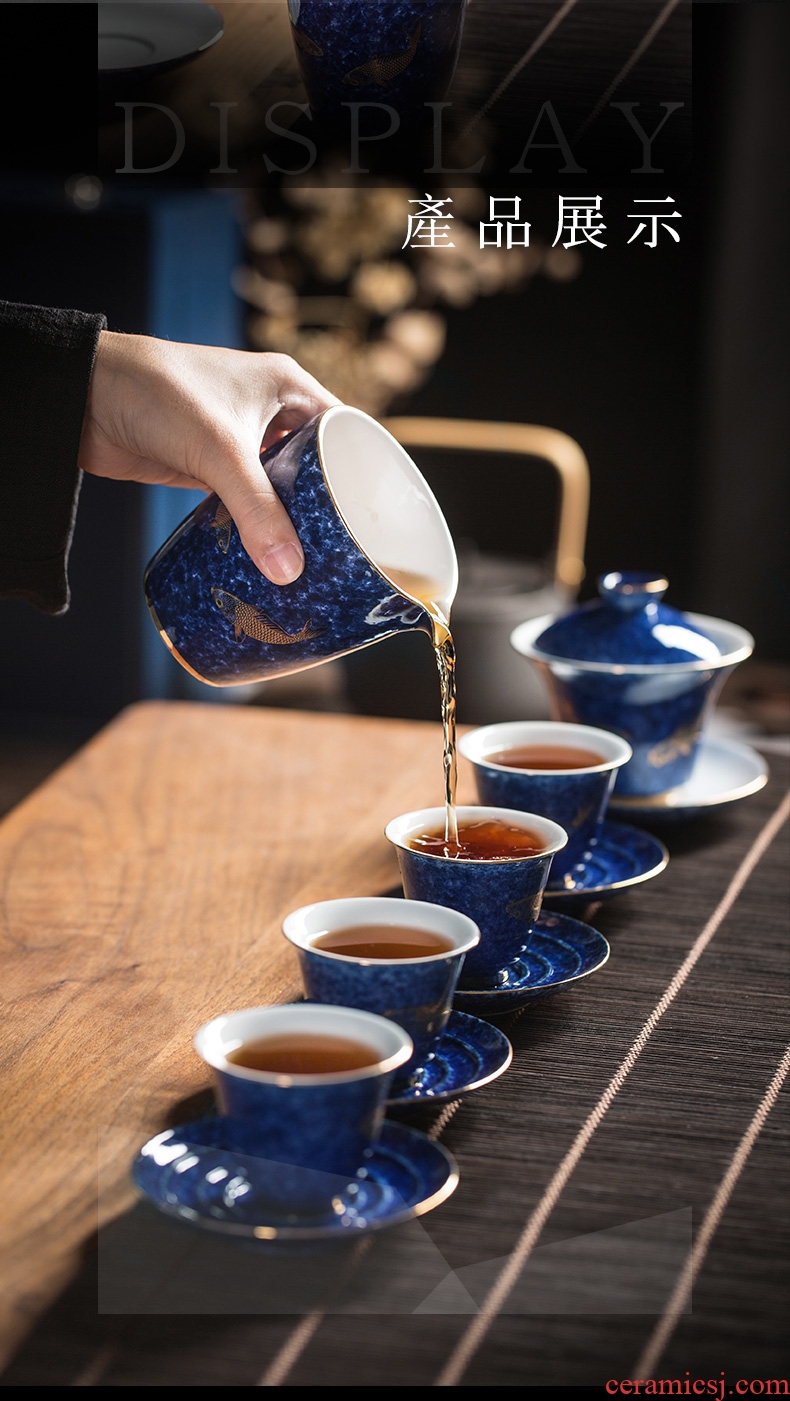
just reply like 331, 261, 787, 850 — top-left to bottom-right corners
342, 20, 421, 87
292, 25, 324, 57
211, 589, 320, 646
210, 501, 233, 554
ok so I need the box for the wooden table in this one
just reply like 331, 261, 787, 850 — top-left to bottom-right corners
0, 702, 474, 1370
1, 702, 787, 1387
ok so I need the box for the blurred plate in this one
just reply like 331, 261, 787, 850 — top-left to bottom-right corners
98, 2, 223, 74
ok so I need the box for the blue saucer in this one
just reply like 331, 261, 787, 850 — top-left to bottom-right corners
543, 820, 668, 900
453, 911, 610, 1014
132, 1119, 458, 1240
388, 1010, 512, 1106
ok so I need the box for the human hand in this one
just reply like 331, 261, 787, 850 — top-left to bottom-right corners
79, 331, 339, 584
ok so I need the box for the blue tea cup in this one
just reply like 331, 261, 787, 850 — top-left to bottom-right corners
385, 806, 567, 989
145, 405, 457, 688
459, 721, 632, 885
283, 896, 480, 1089
194, 1003, 412, 1214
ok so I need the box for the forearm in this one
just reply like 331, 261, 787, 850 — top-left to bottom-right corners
0, 301, 106, 613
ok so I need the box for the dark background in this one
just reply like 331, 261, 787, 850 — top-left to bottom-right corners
0, 1, 787, 737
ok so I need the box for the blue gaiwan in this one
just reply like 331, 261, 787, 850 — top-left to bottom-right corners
510, 572, 753, 799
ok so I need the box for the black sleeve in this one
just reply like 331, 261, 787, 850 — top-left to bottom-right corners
0, 300, 107, 614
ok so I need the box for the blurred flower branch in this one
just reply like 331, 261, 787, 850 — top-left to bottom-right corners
236, 172, 581, 416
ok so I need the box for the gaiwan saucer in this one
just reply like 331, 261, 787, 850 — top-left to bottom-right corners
453, 911, 610, 1014
132, 1119, 458, 1241
542, 820, 668, 901
388, 1010, 512, 1106
609, 736, 768, 822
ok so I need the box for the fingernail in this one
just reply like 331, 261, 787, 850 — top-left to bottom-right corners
262, 541, 304, 584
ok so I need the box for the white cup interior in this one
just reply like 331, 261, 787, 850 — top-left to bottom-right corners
683, 612, 754, 664
385, 805, 568, 861
194, 1003, 413, 1084
283, 896, 480, 963
459, 721, 632, 773
318, 407, 458, 618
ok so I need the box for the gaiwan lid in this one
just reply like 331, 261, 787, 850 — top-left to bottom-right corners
534, 572, 723, 666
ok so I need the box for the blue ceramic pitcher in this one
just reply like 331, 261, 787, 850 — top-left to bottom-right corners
288, 0, 466, 122
144, 406, 457, 687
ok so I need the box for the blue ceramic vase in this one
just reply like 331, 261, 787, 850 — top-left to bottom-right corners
144, 405, 457, 688
288, 0, 466, 123
511, 572, 753, 798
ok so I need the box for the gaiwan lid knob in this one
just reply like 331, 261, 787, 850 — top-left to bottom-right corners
535, 570, 723, 665
598, 570, 668, 611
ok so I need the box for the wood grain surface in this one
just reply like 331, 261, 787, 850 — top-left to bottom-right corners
0, 701, 474, 1371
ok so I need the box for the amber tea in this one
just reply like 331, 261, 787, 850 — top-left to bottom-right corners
382, 565, 458, 843
487, 744, 605, 771
312, 924, 455, 960
408, 816, 547, 861
226, 1033, 381, 1075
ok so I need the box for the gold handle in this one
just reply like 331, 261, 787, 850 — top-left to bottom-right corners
382, 417, 589, 592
